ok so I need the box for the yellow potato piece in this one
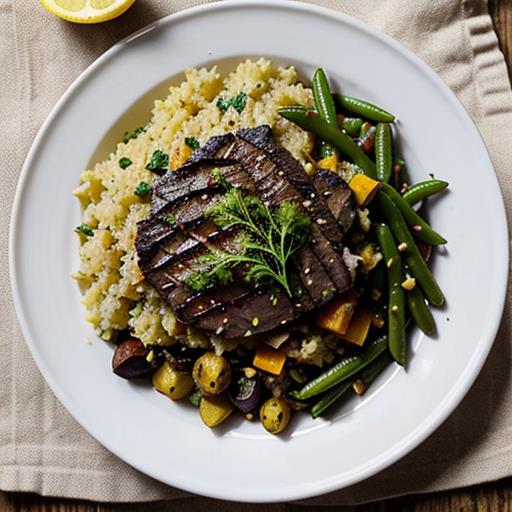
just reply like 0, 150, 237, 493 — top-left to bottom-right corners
199, 395, 233, 428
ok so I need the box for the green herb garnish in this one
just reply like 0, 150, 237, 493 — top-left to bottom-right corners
75, 224, 94, 236
216, 92, 247, 114
185, 188, 311, 297
211, 167, 229, 190
122, 126, 145, 144
119, 157, 132, 169
146, 150, 169, 172
184, 136, 200, 150
134, 181, 152, 197
160, 213, 176, 225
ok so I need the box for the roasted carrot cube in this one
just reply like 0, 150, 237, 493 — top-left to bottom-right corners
316, 153, 339, 172
253, 345, 286, 376
343, 308, 373, 346
316, 291, 358, 336
349, 174, 381, 206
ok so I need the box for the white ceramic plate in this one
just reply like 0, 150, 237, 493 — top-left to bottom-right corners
9, 0, 508, 503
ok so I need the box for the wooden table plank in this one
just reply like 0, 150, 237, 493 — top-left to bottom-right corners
1, 1, 511, 510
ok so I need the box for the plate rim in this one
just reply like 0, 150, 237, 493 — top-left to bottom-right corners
9, 0, 509, 502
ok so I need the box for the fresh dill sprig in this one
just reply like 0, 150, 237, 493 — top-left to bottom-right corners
185, 188, 311, 296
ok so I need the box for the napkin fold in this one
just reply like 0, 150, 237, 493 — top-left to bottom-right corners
1, 0, 511, 507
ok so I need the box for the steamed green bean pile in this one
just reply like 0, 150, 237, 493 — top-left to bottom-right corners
278, 67, 448, 418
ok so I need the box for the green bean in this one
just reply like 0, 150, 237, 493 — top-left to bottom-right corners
310, 381, 352, 418
402, 179, 449, 205
377, 191, 445, 306
406, 285, 436, 335
334, 94, 395, 123
393, 158, 406, 191
341, 117, 364, 136
312, 69, 338, 159
312, 69, 338, 124
291, 336, 388, 400
278, 106, 376, 178
375, 224, 406, 365
352, 351, 393, 395
375, 123, 393, 183
381, 182, 447, 246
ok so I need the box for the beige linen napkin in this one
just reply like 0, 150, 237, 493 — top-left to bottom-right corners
1, 0, 511, 507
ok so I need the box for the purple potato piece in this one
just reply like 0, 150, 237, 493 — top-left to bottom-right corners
228, 369, 262, 413
112, 339, 153, 379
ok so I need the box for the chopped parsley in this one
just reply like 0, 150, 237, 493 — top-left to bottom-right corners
211, 167, 229, 189
216, 92, 247, 114
186, 187, 311, 297
160, 213, 176, 225
134, 181, 152, 197
122, 126, 145, 144
119, 157, 132, 169
145, 150, 169, 173
184, 136, 200, 150
75, 224, 94, 237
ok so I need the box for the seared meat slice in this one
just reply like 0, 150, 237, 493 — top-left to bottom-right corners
313, 170, 355, 234
136, 126, 357, 338
194, 288, 296, 338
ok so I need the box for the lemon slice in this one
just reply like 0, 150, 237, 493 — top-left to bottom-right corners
40, 0, 136, 24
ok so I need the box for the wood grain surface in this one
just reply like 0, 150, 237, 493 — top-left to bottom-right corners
1, 1, 511, 510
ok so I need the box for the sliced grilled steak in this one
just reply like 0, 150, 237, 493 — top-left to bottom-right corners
136, 126, 357, 338
313, 170, 355, 234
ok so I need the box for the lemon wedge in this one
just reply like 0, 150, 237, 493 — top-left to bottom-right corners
40, 0, 136, 24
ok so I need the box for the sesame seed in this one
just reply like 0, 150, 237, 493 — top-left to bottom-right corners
328, 258, 334, 264
323, 190, 332, 197
244, 330, 253, 337
304, 267, 311, 275
306, 278, 313, 286
281, 320, 287, 325
386, 257, 394, 268
201, 193, 208, 200
278, 170, 284, 176
391, 305, 399, 313
223, 317, 229, 324
316, 218, 327, 225
215, 326, 224, 335
310, 192, 316, 198
302, 200, 312, 208
198, 305, 204, 311
412, 225, 423, 232
398, 242, 408, 252
295, 303, 302, 308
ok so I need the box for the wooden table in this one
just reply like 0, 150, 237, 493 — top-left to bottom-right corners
1, 1, 511, 510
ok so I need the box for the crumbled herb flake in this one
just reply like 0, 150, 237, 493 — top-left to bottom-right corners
75, 224, 94, 236
119, 157, 132, 169
146, 150, 169, 172
211, 167, 229, 189
122, 126, 145, 144
160, 214, 176, 225
184, 136, 200, 150
216, 92, 247, 114
134, 181, 152, 197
